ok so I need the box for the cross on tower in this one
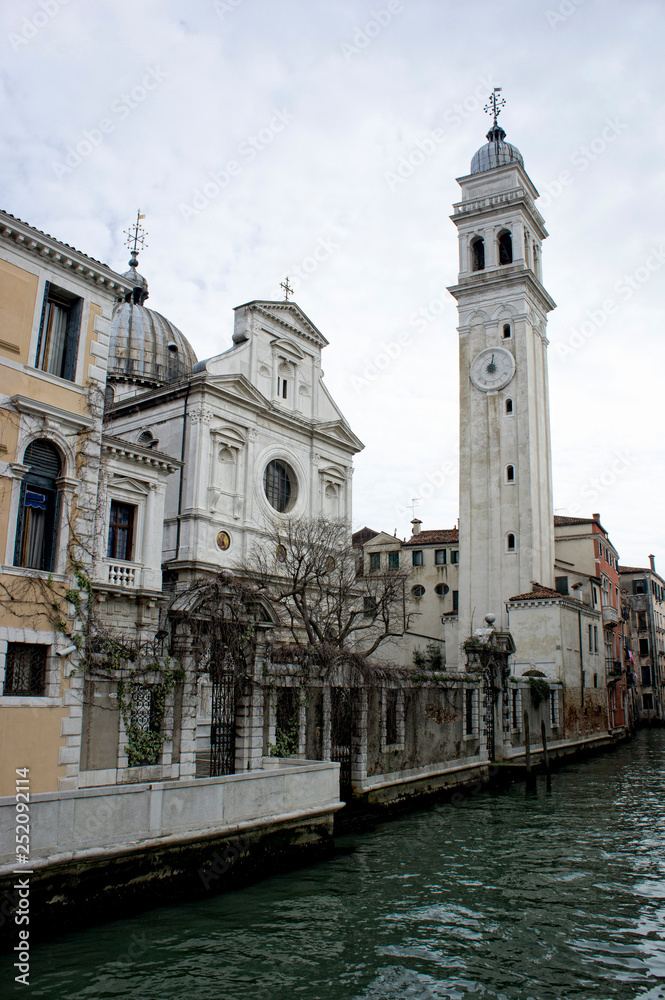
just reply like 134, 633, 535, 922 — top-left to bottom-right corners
124, 210, 148, 267
483, 87, 506, 127
280, 276, 293, 301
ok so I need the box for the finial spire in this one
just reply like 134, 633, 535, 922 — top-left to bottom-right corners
280, 276, 293, 301
483, 87, 507, 143
124, 210, 148, 269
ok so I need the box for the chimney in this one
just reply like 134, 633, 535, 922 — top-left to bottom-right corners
411, 518, 422, 536
592, 513, 600, 522
649, 554, 656, 573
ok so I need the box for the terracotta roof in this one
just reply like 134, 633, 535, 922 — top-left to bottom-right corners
554, 515, 596, 526
618, 566, 648, 574
1, 209, 113, 270
352, 527, 378, 547
509, 582, 562, 602
404, 528, 459, 546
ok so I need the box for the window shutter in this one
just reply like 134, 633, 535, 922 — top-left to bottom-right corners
62, 296, 83, 382
34, 280, 50, 368
13, 479, 27, 566
45, 488, 61, 572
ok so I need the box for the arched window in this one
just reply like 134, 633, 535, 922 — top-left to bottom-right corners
14, 440, 62, 571
503, 323, 511, 339
277, 361, 294, 401
498, 231, 513, 265
506, 465, 515, 483
505, 398, 513, 414
507, 533, 516, 551
471, 237, 485, 272
167, 343, 180, 381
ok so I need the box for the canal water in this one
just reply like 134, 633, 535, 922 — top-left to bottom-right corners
4, 730, 665, 999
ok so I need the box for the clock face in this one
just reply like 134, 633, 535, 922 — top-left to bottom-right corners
469, 347, 515, 392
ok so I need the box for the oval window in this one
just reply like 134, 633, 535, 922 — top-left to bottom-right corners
434, 583, 449, 596
411, 585, 426, 599
264, 460, 297, 512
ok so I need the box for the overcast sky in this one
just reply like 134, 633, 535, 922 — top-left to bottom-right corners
2, 0, 663, 568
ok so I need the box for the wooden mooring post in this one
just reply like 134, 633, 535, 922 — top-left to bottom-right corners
541, 719, 552, 791
524, 710, 536, 790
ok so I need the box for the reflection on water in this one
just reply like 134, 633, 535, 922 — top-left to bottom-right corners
3, 731, 665, 1000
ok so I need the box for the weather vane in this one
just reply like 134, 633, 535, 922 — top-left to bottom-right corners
484, 87, 505, 127
124, 210, 148, 265
280, 276, 293, 301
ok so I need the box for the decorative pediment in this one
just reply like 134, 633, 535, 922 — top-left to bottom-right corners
235, 300, 329, 349
270, 338, 306, 361
107, 475, 151, 496
466, 309, 489, 326
208, 373, 269, 408
210, 424, 247, 448
492, 303, 516, 320
319, 464, 347, 483
316, 420, 364, 453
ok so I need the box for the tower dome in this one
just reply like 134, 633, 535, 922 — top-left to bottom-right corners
108, 258, 198, 390
470, 123, 524, 174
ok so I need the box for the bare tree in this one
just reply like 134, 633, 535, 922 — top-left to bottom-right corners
244, 516, 412, 662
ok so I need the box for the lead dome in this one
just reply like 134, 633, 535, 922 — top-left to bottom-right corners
108, 260, 198, 390
470, 123, 524, 175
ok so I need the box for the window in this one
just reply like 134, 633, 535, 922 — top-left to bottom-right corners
412, 550, 423, 567
14, 440, 62, 572
498, 230, 513, 265
506, 533, 516, 551
503, 323, 511, 339
555, 576, 569, 596
35, 282, 82, 381
264, 460, 296, 512
435, 583, 449, 597
3, 643, 47, 696
435, 549, 446, 565
107, 501, 136, 561
167, 343, 180, 380
633, 579, 647, 595
512, 688, 521, 729
385, 690, 398, 745
550, 690, 559, 727
471, 237, 485, 271
638, 612, 647, 629
593, 673, 598, 688
369, 552, 381, 572
129, 684, 162, 765
588, 624, 593, 652
505, 398, 513, 414
363, 596, 377, 618
388, 551, 400, 570
643, 693, 654, 711
411, 585, 426, 599
450, 550, 459, 565
639, 638, 650, 656
593, 626, 599, 653
506, 465, 515, 483
452, 590, 459, 612
641, 665, 652, 685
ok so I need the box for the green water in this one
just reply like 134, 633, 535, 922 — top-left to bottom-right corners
3, 731, 665, 999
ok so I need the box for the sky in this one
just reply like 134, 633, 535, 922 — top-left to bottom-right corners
1, 0, 663, 568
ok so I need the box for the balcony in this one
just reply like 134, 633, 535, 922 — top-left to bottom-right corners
105, 560, 142, 589
602, 605, 621, 626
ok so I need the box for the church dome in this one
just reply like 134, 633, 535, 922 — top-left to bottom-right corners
470, 124, 524, 174
109, 262, 198, 387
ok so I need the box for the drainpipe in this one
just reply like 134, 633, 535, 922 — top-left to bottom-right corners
175, 382, 191, 560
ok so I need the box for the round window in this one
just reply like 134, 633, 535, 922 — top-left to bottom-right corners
435, 583, 449, 597
264, 460, 297, 512
411, 585, 426, 599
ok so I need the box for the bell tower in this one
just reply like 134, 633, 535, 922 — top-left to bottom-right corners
448, 92, 556, 641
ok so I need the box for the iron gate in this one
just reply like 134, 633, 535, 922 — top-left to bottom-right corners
210, 669, 236, 776
484, 661, 497, 762
330, 688, 352, 794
